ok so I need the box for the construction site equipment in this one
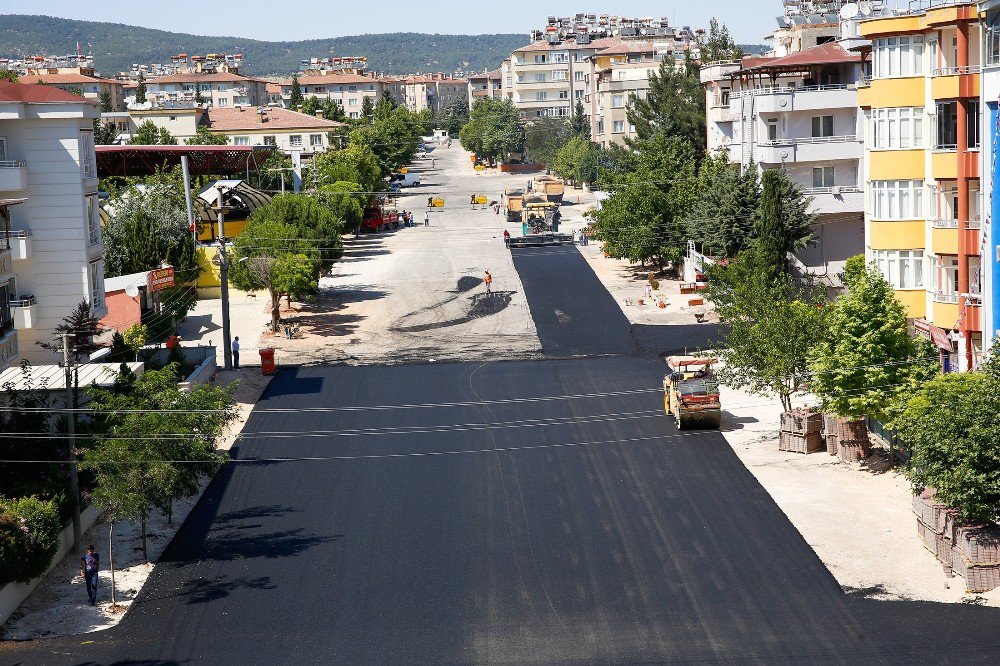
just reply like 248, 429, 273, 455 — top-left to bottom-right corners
535, 175, 565, 203
505, 189, 524, 223
507, 196, 572, 248
360, 201, 394, 233
662, 356, 721, 429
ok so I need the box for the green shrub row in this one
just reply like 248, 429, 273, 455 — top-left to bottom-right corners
0, 496, 61, 585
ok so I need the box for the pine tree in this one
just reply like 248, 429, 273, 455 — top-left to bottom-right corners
289, 76, 303, 109
361, 95, 375, 120
700, 18, 744, 63
37, 300, 104, 363
135, 72, 146, 104
752, 169, 815, 276
98, 86, 113, 112
626, 58, 706, 155
570, 100, 589, 137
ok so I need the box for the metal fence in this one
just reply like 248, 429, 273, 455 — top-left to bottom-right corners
865, 416, 909, 460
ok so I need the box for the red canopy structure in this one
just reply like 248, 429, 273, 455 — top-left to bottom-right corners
95, 145, 276, 178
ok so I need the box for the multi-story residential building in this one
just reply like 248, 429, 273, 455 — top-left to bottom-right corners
507, 38, 617, 120
19, 73, 127, 111
275, 74, 383, 119
583, 40, 658, 146
124, 72, 267, 109
701, 10, 866, 290
0, 201, 18, 368
383, 74, 468, 114
979, 0, 1000, 355
0, 81, 106, 365
859, 0, 983, 370
468, 70, 503, 106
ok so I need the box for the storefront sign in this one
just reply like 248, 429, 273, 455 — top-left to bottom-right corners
147, 267, 175, 292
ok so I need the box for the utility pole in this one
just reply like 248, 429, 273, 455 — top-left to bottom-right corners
62, 334, 82, 554
180, 155, 197, 247
216, 185, 233, 370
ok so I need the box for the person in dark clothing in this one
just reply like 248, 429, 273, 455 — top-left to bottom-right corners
80, 545, 99, 605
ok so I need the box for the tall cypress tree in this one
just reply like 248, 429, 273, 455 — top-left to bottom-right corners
289, 76, 303, 110
570, 100, 589, 137
135, 72, 146, 104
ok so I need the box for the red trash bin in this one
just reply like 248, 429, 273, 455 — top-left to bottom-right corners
259, 347, 276, 375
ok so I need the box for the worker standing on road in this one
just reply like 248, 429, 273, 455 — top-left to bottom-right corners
503, 229, 510, 247
424, 210, 430, 226
232, 336, 240, 369
484, 270, 492, 294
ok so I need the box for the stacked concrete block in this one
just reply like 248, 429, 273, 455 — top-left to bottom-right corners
822, 413, 839, 456
778, 409, 823, 454
913, 489, 1000, 592
830, 417, 870, 463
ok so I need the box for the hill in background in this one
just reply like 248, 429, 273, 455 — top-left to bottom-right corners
0, 15, 527, 76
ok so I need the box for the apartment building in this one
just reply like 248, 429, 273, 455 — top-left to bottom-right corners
19, 73, 127, 111
979, 0, 1000, 354
203, 107, 346, 154
507, 38, 615, 120
583, 40, 658, 146
858, 1, 983, 370
124, 72, 267, 109
383, 74, 469, 114
276, 74, 383, 119
701, 13, 866, 289
0, 81, 106, 366
468, 70, 503, 106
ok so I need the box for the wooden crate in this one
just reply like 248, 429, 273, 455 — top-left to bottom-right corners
778, 430, 823, 454
780, 409, 822, 435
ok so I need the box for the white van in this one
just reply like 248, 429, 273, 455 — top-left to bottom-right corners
391, 172, 421, 188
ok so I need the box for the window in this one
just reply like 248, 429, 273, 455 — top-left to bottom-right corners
870, 107, 924, 149
553, 70, 567, 82
536, 91, 548, 101
811, 115, 834, 138
558, 90, 568, 99
575, 89, 584, 99
534, 55, 548, 64
310, 134, 323, 147
350, 112, 359, 119
79, 131, 96, 178
332, 97, 343, 106
263, 136, 277, 146
535, 73, 547, 82
872, 36, 924, 78
612, 94, 625, 108
967, 99, 980, 149
218, 98, 229, 107
89, 259, 104, 308
552, 52, 569, 63
233, 136, 249, 146
932, 255, 959, 295
871, 250, 924, 289
869, 180, 925, 219
348, 98, 358, 106
988, 10, 1000, 66
0, 136, 8, 162
574, 71, 584, 81
289, 135, 303, 148
766, 119, 779, 142
812, 166, 835, 188
612, 120, 625, 133
86, 195, 100, 245
348, 86, 357, 92
936, 101, 958, 148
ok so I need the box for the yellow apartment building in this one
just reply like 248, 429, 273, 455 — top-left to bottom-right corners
858, 1, 983, 370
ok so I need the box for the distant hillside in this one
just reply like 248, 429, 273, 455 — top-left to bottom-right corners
0, 15, 527, 76
740, 44, 770, 56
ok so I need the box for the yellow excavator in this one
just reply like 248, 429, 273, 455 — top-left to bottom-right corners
663, 356, 722, 429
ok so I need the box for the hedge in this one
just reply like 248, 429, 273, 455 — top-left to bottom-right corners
0, 496, 61, 585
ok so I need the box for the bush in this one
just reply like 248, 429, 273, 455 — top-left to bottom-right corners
0, 496, 62, 584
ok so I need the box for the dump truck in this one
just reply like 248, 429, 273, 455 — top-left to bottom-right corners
536, 175, 565, 203
663, 356, 722, 429
505, 188, 524, 224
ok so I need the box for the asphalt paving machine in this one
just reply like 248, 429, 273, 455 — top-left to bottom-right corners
663, 356, 722, 429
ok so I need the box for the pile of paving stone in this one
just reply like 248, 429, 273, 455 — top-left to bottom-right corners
778, 408, 823, 454
823, 416, 871, 462
914, 489, 1000, 592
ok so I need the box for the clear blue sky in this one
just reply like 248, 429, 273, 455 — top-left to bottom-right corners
11, 1, 775, 44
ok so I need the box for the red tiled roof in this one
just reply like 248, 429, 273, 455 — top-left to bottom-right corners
204, 106, 346, 132
295, 74, 380, 86
20, 73, 122, 86
145, 72, 255, 85
593, 39, 656, 56
516, 36, 622, 53
744, 42, 860, 71
0, 80, 98, 104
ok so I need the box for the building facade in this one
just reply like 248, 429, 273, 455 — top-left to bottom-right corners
584, 41, 658, 146
20, 73, 127, 112
277, 74, 383, 119
859, 1, 983, 370
0, 81, 106, 365
124, 72, 267, 109
468, 70, 503, 106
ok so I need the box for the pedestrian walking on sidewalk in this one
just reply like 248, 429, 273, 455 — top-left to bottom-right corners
232, 336, 240, 369
503, 229, 510, 247
80, 545, 99, 606
484, 270, 492, 294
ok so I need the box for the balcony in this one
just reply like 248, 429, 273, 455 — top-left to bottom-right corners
756, 135, 861, 164
730, 84, 857, 114
8, 229, 31, 260
800, 186, 864, 215
0, 318, 17, 369
0, 161, 28, 192
10, 295, 37, 329
933, 291, 959, 304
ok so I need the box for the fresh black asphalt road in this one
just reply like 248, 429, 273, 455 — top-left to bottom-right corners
6, 246, 1000, 664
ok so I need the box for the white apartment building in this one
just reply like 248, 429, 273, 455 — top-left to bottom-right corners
383, 75, 469, 114
506, 38, 616, 120
203, 107, 347, 155
583, 40, 659, 146
0, 81, 106, 366
468, 70, 503, 106
124, 72, 267, 109
701, 23, 866, 287
277, 74, 383, 119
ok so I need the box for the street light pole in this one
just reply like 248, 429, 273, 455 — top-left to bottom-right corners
216, 185, 233, 370
61, 334, 82, 554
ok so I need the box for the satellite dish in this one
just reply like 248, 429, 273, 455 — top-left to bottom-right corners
859, 1, 873, 16
840, 3, 859, 19
125, 284, 140, 297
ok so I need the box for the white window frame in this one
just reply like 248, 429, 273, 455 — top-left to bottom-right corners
310, 134, 323, 147
812, 166, 835, 188
869, 180, 925, 220
233, 136, 250, 146
89, 259, 105, 308
871, 249, 925, 289
872, 36, 925, 79
289, 134, 303, 148
79, 130, 96, 179
612, 120, 625, 133
870, 107, 924, 149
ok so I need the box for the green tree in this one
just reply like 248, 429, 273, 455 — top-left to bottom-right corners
570, 100, 589, 137
289, 75, 303, 109
626, 58, 706, 155
300, 95, 320, 118
706, 246, 826, 411
700, 18, 745, 63
459, 98, 525, 164
439, 96, 469, 137
807, 255, 935, 424
552, 134, 602, 186
587, 134, 696, 271
37, 300, 103, 363
349, 106, 421, 174
122, 323, 149, 361
524, 117, 571, 167
0, 496, 61, 584
753, 169, 815, 275
413, 108, 435, 135
135, 72, 146, 104
322, 98, 346, 122
185, 126, 229, 145
897, 361, 1000, 522
317, 181, 365, 233
314, 143, 383, 193
93, 119, 118, 145
98, 85, 113, 112
687, 157, 760, 258
0, 69, 19, 83
129, 120, 176, 145
360, 95, 375, 120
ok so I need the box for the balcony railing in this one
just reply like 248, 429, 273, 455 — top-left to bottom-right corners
933, 291, 960, 304
0, 160, 27, 168
10, 296, 35, 308
729, 83, 850, 99
758, 135, 859, 147
968, 219, 982, 229
931, 65, 981, 77
932, 218, 959, 228
801, 186, 863, 195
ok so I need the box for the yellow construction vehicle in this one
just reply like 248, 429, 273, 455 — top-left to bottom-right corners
663, 356, 722, 429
